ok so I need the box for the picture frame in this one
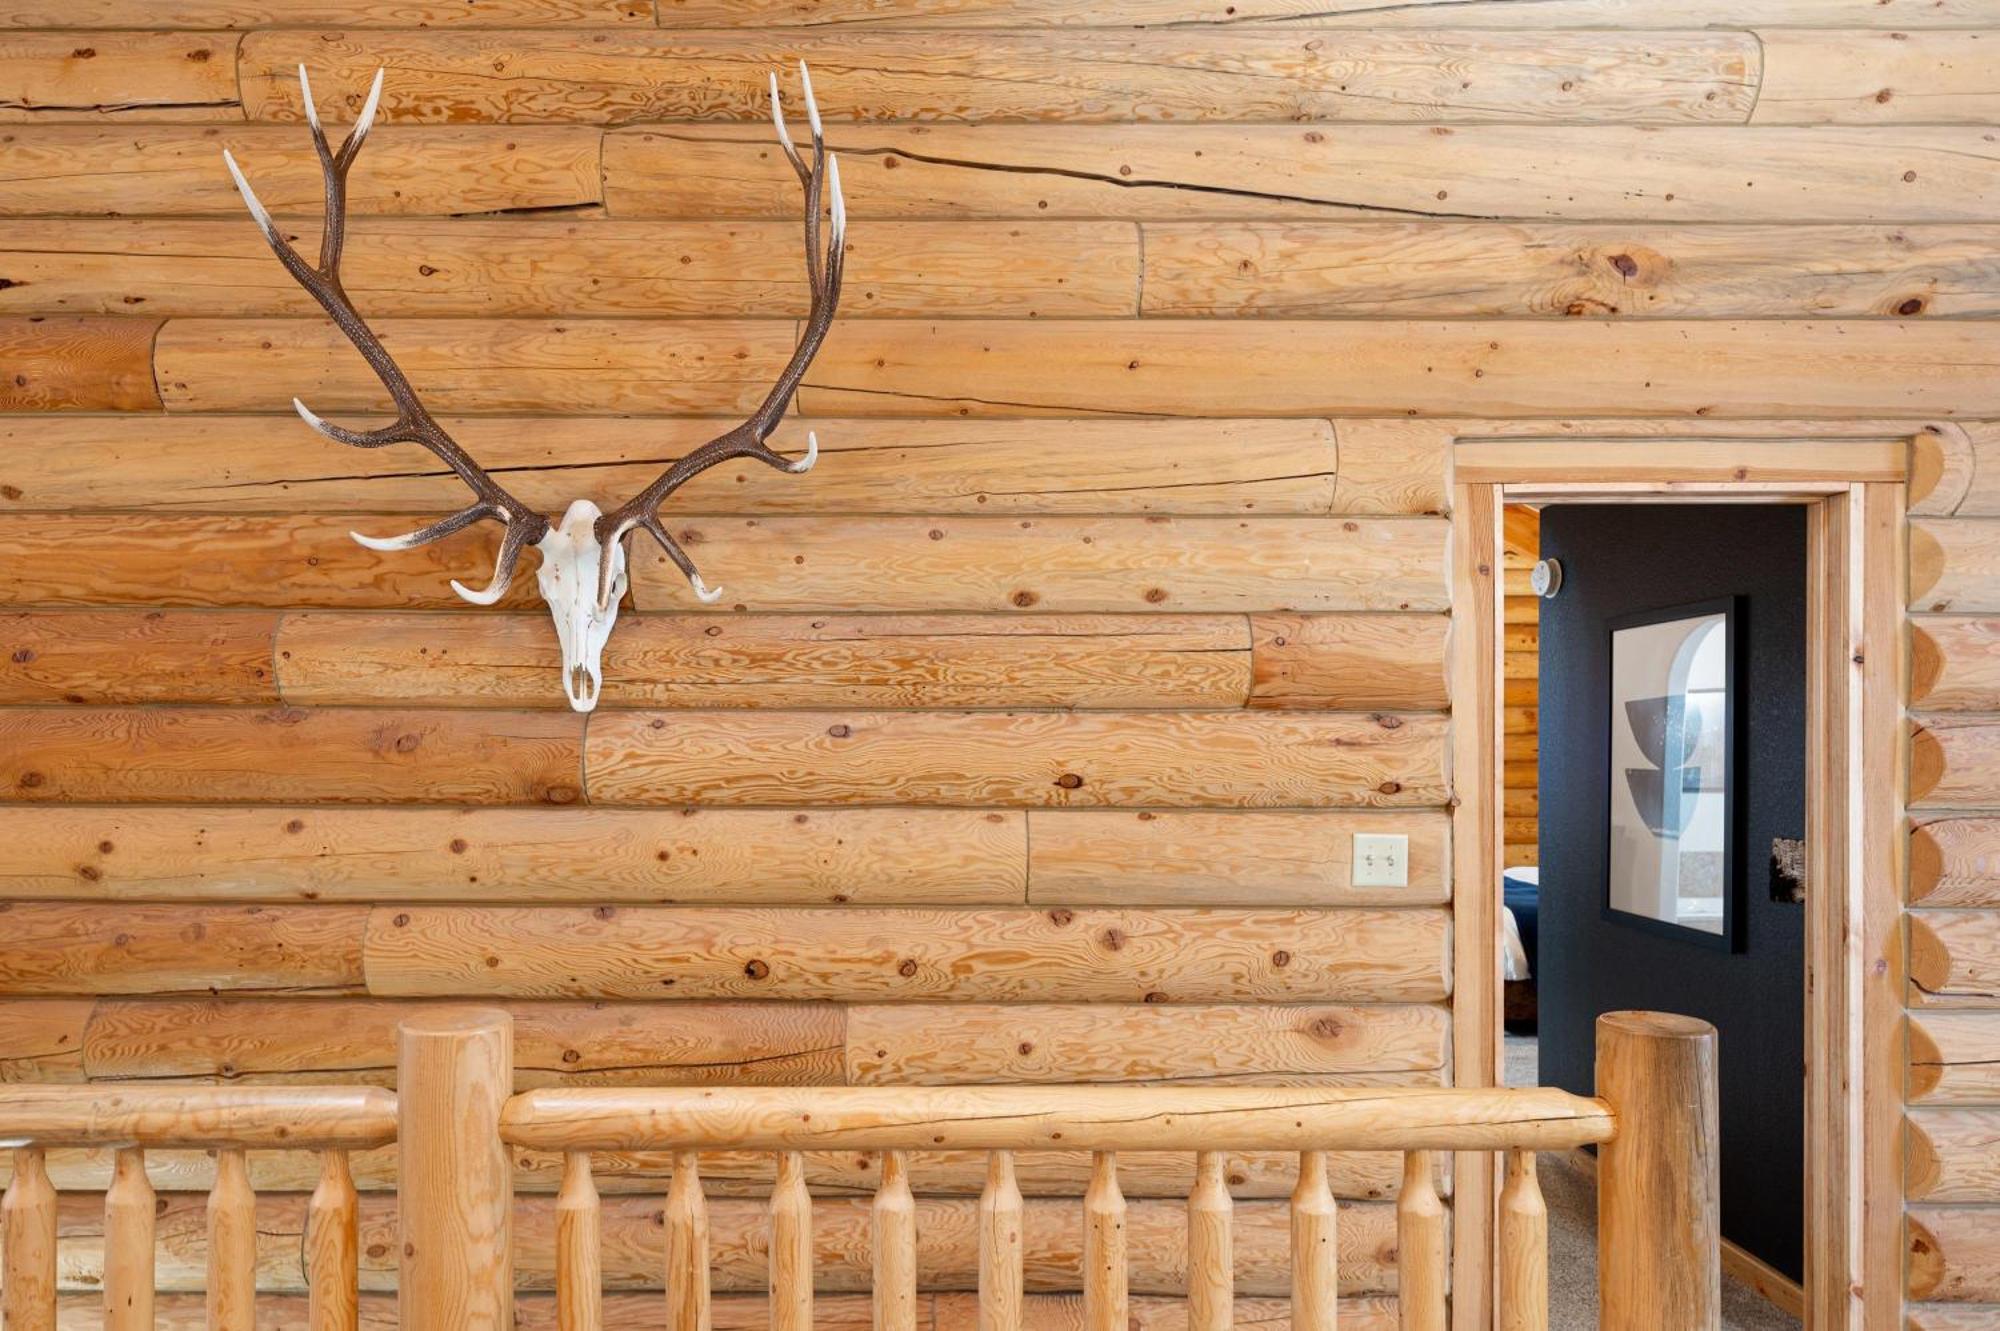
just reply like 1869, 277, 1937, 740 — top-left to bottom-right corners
1602, 595, 1741, 950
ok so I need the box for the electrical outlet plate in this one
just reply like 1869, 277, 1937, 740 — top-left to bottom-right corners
1352, 833, 1409, 888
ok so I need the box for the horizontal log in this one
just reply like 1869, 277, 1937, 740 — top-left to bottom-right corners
0, 902, 365, 996
1248, 612, 1448, 710
1912, 815, 2000, 907
621, 516, 1445, 615
1024, 809, 1450, 905
1914, 521, 2000, 612
1907, 1108, 2000, 1202
933, 1296, 1397, 1331
2, 0, 648, 23
1913, 719, 2000, 810
0, 32, 239, 123
275, 612, 1255, 709
648, 0, 2000, 27
0, 127, 602, 217
1908, 1206, 2000, 1301
77, 998, 844, 1087
1907, 1304, 2000, 1331
0, 998, 89, 1082
582, 710, 1449, 807
793, 319, 2000, 419
843, 1002, 1448, 1084
501, 1084, 1607, 1153
1910, 1012, 2000, 1104
0, 316, 159, 411
603, 125, 2000, 223
1910, 910, 2000, 1007
0, 1086, 395, 1149
0, 610, 279, 705
1333, 419, 1449, 515
0, 707, 585, 805
1141, 222, 2000, 318
0, 806, 1026, 904
0, 416, 1339, 516
1752, 31, 2000, 125
144, 316, 2000, 419
364, 904, 1453, 1002
239, 29, 1755, 125
0, 219, 1138, 319
1920, 423, 2000, 517
3, 1141, 1390, 1201
1911, 618, 2000, 710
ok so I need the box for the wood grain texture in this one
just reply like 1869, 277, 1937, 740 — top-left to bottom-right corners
1247, 612, 1448, 710
0, 127, 602, 217
0, 805, 1025, 905
651, 0, 2000, 27
361, 905, 1452, 1003
583, 710, 1448, 808
238, 29, 1756, 125
1912, 718, 2000, 810
1752, 31, 2000, 125
1910, 910, 2000, 1007
1913, 521, 2000, 612
0, 611, 278, 705
275, 612, 1254, 710
0, 707, 585, 805
1141, 221, 2000, 318
842, 1002, 1448, 1084
0, 903, 364, 996
1911, 618, 2000, 710
1025, 809, 1449, 906
0, 416, 1339, 516
1908, 1206, 2000, 1301
1906, 1108, 2000, 1202
1, 0, 648, 24
0, 32, 239, 122
0, 317, 159, 411
605, 124, 2000, 223
76, 998, 844, 1088
0, 219, 1138, 319
620, 517, 1446, 615
1910, 1012, 2000, 1104
0, 1000, 89, 1082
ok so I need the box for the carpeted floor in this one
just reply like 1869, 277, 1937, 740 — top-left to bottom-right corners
1505, 1036, 1800, 1331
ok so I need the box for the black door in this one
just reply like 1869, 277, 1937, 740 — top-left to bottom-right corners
1536, 503, 1807, 1281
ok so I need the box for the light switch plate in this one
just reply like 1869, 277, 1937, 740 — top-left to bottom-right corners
1352, 833, 1409, 888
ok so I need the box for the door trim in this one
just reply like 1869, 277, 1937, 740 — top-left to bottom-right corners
1445, 431, 1909, 1331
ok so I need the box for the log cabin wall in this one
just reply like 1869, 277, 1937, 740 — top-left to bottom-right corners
0, 2, 1998, 1326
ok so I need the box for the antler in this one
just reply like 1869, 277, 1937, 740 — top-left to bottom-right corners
223, 67, 550, 606
590, 61, 846, 609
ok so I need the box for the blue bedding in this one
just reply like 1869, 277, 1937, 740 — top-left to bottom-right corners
1502, 868, 1540, 979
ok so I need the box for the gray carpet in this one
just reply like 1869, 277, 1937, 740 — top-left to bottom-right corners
1504, 1036, 1800, 1331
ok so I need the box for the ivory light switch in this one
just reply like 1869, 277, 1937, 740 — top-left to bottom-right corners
1352, 833, 1409, 888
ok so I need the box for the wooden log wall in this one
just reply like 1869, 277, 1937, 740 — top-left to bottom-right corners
1501, 507, 1540, 868
1, 2, 1998, 1325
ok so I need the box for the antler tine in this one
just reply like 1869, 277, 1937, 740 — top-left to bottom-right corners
590, 64, 846, 611
225, 68, 549, 607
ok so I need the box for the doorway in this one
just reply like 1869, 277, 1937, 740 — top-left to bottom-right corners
1446, 435, 1906, 1331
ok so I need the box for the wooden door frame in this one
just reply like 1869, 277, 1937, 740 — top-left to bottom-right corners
1445, 430, 1908, 1330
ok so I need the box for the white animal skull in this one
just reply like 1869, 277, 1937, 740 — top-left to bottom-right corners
224, 63, 844, 712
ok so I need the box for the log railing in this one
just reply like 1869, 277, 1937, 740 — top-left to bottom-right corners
0, 1084, 393, 1331
0, 1009, 1718, 1329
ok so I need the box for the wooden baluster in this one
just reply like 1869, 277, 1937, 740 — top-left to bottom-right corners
1396, 1151, 1447, 1331
104, 1146, 156, 1331
1083, 1151, 1127, 1331
206, 1148, 256, 1331
1499, 1149, 1548, 1331
3, 1145, 58, 1331
665, 1150, 712, 1331
557, 1151, 603, 1331
1187, 1150, 1232, 1331
873, 1150, 917, 1331
306, 1149, 360, 1331
1290, 1150, 1339, 1331
770, 1151, 813, 1331
978, 1150, 1024, 1331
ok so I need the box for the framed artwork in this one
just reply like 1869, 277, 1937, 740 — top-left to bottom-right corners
1603, 596, 1740, 949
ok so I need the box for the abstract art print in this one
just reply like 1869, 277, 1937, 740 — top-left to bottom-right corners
1604, 597, 1739, 948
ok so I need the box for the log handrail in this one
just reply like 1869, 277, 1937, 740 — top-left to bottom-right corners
499, 1084, 1617, 1154
0, 1085, 398, 1150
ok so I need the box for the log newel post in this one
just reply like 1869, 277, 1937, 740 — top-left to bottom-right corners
1595, 1010, 1720, 1331
397, 1008, 516, 1331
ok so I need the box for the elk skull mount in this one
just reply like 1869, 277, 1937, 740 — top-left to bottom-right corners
224, 63, 846, 711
